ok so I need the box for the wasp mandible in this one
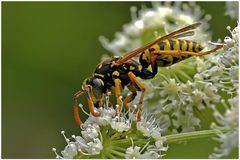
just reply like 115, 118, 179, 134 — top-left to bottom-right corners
73, 22, 224, 127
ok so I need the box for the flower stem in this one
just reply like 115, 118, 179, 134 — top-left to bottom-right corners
165, 128, 230, 144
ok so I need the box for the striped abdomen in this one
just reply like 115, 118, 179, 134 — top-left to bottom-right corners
139, 38, 204, 68
143, 39, 204, 67
157, 38, 203, 53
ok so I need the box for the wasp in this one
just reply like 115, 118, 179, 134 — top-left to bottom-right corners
73, 22, 223, 127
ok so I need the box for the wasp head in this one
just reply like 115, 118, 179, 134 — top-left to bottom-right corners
82, 77, 106, 107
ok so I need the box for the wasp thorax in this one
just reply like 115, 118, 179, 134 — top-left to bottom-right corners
139, 51, 151, 68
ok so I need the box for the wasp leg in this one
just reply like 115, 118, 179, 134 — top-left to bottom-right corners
109, 101, 113, 108
113, 78, 123, 115
153, 45, 223, 57
128, 72, 145, 121
86, 88, 101, 117
123, 85, 137, 111
73, 90, 84, 127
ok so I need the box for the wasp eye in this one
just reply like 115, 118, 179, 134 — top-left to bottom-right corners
92, 78, 105, 91
86, 77, 106, 98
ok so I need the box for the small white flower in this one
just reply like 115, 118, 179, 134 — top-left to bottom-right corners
81, 125, 99, 142
160, 78, 179, 99
110, 116, 131, 132
74, 136, 89, 150
87, 107, 116, 126
141, 150, 160, 159
172, 112, 200, 132
137, 113, 163, 138
61, 142, 78, 159
125, 146, 142, 159
125, 137, 166, 159
86, 138, 103, 155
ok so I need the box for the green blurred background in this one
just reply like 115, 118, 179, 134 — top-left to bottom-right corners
2, 2, 237, 158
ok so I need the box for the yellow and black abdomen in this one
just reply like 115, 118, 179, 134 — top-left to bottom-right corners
150, 38, 203, 67
139, 38, 204, 78
158, 38, 203, 53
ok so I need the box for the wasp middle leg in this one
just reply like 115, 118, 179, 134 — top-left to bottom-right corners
123, 85, 137, 111
128, 71, 145, 121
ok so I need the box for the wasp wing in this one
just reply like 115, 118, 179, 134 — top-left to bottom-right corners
116, 22, 201, 65
171, 31, 195, 39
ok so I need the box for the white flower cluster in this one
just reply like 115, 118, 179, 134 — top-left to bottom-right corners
125, 135, 167, 159
209, 96, 238, 158
99, 2, 211, 56
145, 73, 221, 133
52, 128, 103, 159
125, 113, 168, 159
208, 25, 239, 158
52, 97, 167, 159
197, 25, 238, 95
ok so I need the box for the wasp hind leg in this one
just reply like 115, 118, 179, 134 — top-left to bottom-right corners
128, 71, 145, 121
195, 45, 223, 56
153, 45, 223, 57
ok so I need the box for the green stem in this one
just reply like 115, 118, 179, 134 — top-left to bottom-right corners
165, 128, 230, 144
109, 149, 126, 157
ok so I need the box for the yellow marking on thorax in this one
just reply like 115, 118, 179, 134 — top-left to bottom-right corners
141, 53, 148, 60
94, 73, 104, 78
138, 65, 142, 71
163, 40, 170, 50
112, 71, 120, 77
147, 65, 153, 72
130, 66, 135, 70
98, 64, 102, 69
145, 49, 151, 59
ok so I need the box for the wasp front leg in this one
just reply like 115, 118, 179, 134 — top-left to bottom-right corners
128, 71, 145, 121
86, 87, 101, 117
73, 90, 84, 127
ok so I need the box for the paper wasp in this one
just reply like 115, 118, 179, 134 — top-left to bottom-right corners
73, 22, 223, 127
